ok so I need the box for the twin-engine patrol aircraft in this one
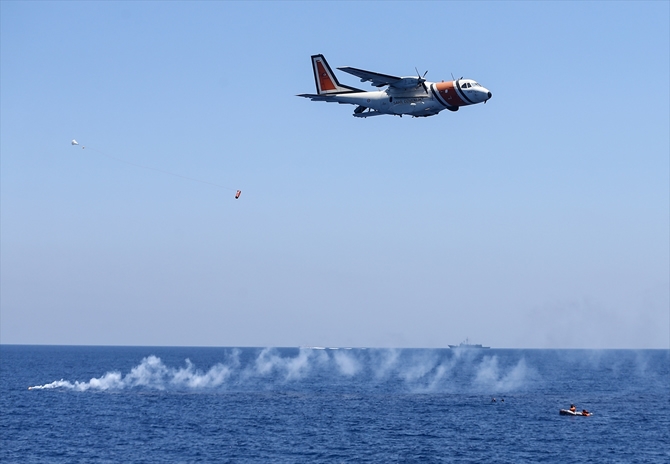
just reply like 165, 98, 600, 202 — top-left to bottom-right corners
298, 54, 492, 118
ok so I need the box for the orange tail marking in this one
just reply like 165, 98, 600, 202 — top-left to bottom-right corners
316, 61, 336, 91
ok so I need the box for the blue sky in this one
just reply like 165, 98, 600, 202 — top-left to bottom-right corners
1, 1, 668, 348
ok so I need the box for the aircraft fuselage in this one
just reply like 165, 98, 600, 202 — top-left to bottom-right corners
329, 79, 491, 117
298, 55, 492, 118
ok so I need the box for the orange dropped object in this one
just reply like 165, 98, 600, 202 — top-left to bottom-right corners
235, 190, 241, 199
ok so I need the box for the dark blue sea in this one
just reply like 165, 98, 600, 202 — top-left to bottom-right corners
1, 346, 668, 463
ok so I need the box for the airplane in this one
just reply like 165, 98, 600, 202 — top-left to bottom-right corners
298, 54, 492, 118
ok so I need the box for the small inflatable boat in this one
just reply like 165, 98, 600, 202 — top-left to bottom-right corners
559, 409, 591, 416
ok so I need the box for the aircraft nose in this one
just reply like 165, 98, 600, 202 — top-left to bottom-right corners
487, 91, 492, 99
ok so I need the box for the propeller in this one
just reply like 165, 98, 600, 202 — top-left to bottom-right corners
415, 68, 429, 92
449, 73, 463, 84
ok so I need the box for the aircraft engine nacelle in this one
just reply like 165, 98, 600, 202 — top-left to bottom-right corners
393, 77, 424, 90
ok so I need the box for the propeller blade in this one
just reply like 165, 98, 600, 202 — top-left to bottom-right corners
415, 68, 426, 82
416, 68, 429, 93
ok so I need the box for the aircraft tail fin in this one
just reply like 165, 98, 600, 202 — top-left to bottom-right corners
309, 54, 363, 95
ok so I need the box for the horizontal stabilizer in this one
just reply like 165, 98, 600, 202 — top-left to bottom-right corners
297, 93, 344, 102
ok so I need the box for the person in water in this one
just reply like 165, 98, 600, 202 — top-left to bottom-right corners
582, 409, 590, 416
569, 404, 576, 412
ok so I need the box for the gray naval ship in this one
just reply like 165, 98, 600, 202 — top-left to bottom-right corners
448, 338, 490, 349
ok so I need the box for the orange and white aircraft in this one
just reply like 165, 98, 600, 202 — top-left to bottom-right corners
298, 54, 492, 118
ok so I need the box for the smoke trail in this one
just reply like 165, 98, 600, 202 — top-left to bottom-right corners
473, 356, 535, 392
28, 356, 233, 391
370, 349, 400, 379
332, 351, 361, 377
252, 347, 321, 381
27, 349, 542, 393
421, 356, 460, 392
397, 351, 440, 383
29, 379, 92, 391
171, 359, 232, 388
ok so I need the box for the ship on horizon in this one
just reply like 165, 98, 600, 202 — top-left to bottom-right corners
448, 338, 490, 349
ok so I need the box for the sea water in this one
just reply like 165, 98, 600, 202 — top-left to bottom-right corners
1, 346, 668, 463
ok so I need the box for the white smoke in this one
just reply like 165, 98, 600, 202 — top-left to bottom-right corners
28, 355, 233, 391
398, 351, 440, 383
371, 349, 400, 379
28, 379, 85, 391
422, 357, 460, 392
171, 359, 232, 388
27, 349, 541, 393
332, 351, 361, 376
252, 347, 319, 381
473, 356, 535, 392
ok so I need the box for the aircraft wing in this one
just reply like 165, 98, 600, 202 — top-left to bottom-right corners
337, 66, 402, 88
